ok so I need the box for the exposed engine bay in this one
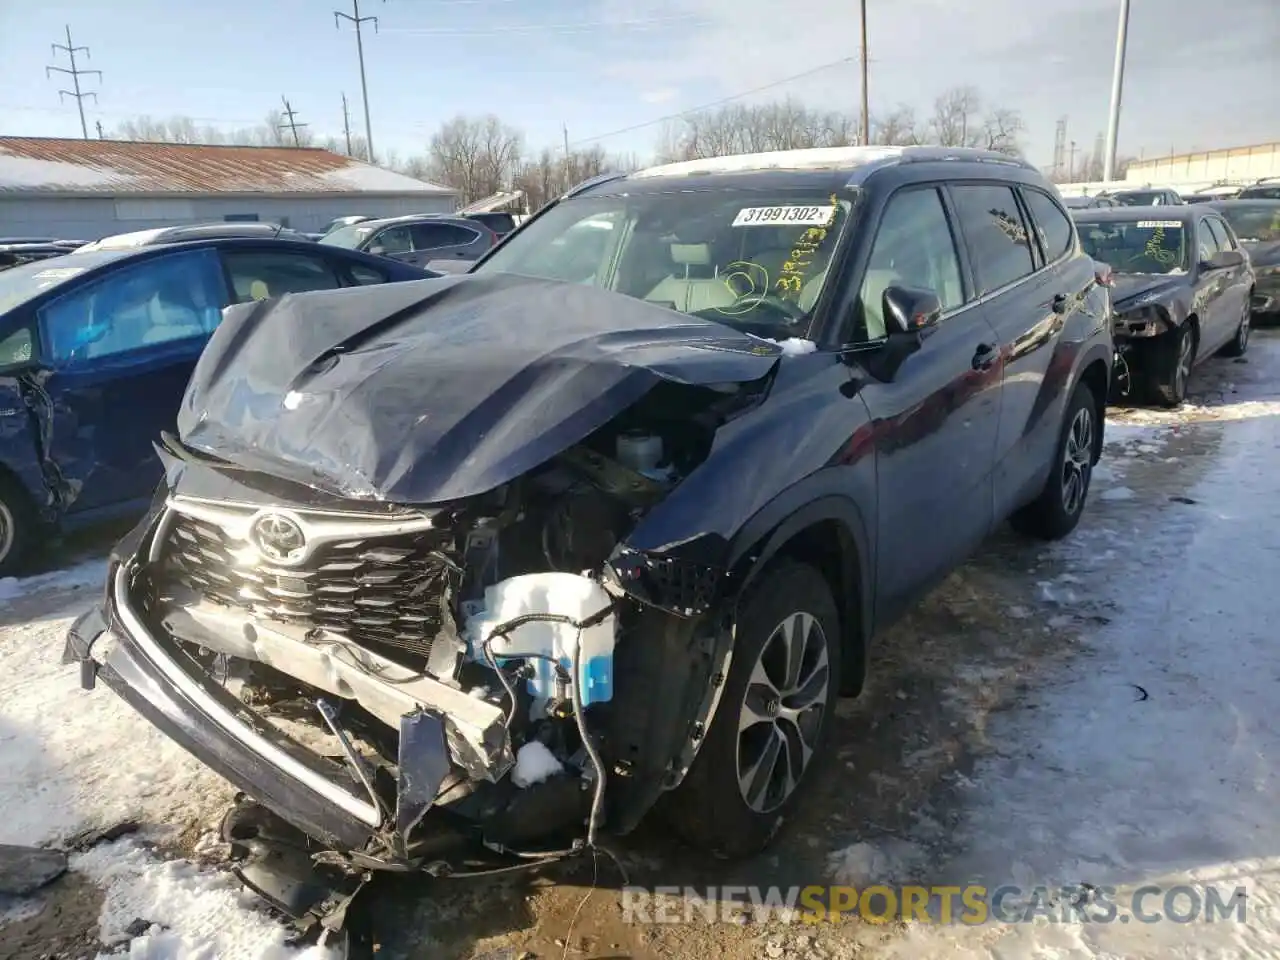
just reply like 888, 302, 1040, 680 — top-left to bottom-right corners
92, 377, 748, 935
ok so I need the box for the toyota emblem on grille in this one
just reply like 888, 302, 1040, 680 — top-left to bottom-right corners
250, 513, 306, 563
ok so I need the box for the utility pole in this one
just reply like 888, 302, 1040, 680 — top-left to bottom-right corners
858, 0, 870, 145
341, 92, 354, 156
1052, 117, 1067, 180
1068, 141, 1078, 181
335, 0, 384, 165
278, 96, 308, 147
1102, 0, 1130, 183
46, 25, 102, 139
562, 123, 572, 185
95, 120, 104, 139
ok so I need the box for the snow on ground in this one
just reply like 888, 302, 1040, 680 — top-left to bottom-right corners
0, 558, 107, 602
843, 343, 1280, 958
0, 595, 333, 958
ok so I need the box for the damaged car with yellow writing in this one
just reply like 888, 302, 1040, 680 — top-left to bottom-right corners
66, 146, 1113, 940
1073, 206, 1254, 406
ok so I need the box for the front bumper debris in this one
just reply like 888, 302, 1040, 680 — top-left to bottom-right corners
65, 568, 381, 850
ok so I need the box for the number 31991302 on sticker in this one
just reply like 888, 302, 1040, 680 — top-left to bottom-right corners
733, 205, 836, 227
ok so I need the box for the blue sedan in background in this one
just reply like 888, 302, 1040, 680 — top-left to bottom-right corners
0, 237, 435, 573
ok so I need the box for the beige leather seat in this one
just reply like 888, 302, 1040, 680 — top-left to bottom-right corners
858, 268, 902, 339
645, 243, 736, 314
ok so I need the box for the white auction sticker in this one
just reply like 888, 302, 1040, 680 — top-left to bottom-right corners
732, 205, 835, 227
1136, 221, 1182, 229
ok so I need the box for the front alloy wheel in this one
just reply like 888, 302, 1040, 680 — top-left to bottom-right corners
736, 611, 830, 814
1152, 324, 1195, 407
665, 559, 841, 858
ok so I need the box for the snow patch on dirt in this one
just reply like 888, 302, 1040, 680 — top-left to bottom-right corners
74, 839, 339, 959
0, 559, 108, 603
0, 614, 317, 955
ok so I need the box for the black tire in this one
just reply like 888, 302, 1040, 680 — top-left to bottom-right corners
1010, 380, 1097, 541
1148, 323, 1195, 407
0, 476, 35, 577
665, 559, 841, 858
1219, 299, 1251, 358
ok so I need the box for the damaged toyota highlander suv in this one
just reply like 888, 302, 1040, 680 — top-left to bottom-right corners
66, 146, 1112, 930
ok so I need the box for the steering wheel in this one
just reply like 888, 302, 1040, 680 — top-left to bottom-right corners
714, 293, 806, 323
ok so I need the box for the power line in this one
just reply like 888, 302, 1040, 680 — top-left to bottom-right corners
45, 25, 102, 139
278, 96, 308, 146
335, 0, 384, 164
379, 13, 705, 35
567, 57, 859, 150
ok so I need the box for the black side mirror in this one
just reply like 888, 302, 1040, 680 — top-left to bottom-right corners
1203, 249, 1245, 270
858, 285, 944, 382
883, 285, 944, 336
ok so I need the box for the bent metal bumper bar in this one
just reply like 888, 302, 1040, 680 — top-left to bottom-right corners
79, 563, 383, 831
69, 560, 493, 853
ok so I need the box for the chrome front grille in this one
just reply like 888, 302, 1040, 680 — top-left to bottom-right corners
154, 498, 458, 669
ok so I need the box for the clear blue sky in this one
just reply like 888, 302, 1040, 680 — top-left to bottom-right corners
1, 0, 1276, 170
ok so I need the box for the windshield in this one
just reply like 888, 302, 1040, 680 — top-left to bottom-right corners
1216, 203, 1280, 242
1109, 190, 1168, 206
473, 188, 855, 338
318, 224, 375, 249
1076, 219, 1188, 274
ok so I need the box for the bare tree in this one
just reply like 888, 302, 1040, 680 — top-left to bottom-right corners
426, 114, 524, 203
659, 99, 858, 162
110, 111, 317, 148
872, 105, 921, 146
929, 86, 983, 147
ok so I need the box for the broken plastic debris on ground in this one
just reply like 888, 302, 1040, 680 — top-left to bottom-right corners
0, 336, 1279, 958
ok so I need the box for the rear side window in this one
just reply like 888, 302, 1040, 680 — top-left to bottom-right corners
469, 213, 516, 233
38, 248, 225, 366
222, 250, 342, 302
412, 223, 481, 250
1022, 189, 1075, 262
0, 328, 34, 367
950, 184, 1037, 296
345, 262, 390, 285
1239, 186, 1280, 201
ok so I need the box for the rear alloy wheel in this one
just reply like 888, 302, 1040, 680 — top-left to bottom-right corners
665, 559, 840, 858
0, 478, 35, 577
1011, 380, 1097, 541
1150, 323, 1195, 407
1220, 299, 1251, 358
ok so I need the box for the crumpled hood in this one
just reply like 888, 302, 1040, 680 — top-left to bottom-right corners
1111, 273, 1184, 310
177, 273, 783, 503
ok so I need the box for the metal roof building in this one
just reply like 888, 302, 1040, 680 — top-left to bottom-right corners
0, 137, 459, 241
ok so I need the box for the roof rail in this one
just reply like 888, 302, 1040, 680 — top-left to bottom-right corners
563, 172, 628, 199
895, 145, 1037, 171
